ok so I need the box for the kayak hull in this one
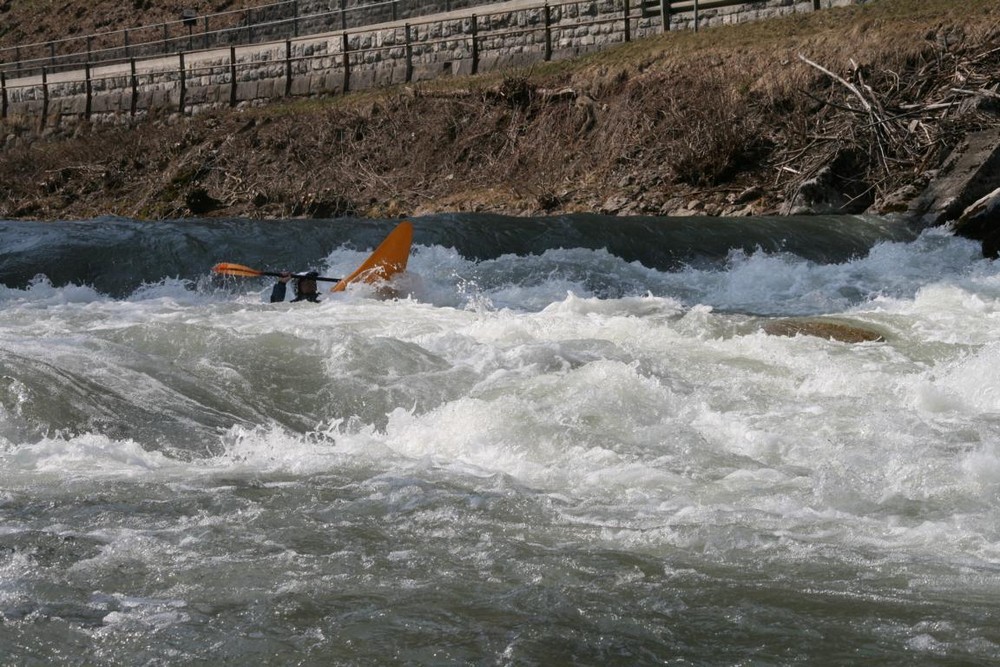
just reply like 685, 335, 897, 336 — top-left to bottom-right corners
331, 221, 413, 293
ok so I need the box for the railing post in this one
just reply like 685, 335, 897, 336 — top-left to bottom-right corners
124, 29, 130, 59
49, 42, 55, 68
285, 40, 293, 96
204, 16, 211, 50
340, 0, 347, 31
661, 0, 670, 33
41, 66, 49, 128
392, 0, 398, 22
404, 24, 413, 83
230, 45, 238, 106
813, 0, 821, 9
178, 52, 186, 113
341, 32, 351, 93
623, 0, 631, 42
1, 71, 7, 120
85, 62, 92, 119
163, 23, 169, 54
694, 0, 700, 32
293, 0, 300, 38
544, 3, 552, 61
470, 15, 479, 75
130, 57, 138, 116
87, 36, 93, 62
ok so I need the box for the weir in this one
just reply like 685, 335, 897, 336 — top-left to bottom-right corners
0, 0, 864, 125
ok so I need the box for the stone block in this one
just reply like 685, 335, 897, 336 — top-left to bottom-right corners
19, 100, 42, 116
187, 85, 208, 105
387, 65, 409, 86
451, 58, 475, 77
91, 93, 112, 114
351, 69, 375, 92
65, 95, 87, 115
310, 74, 330, 94
236, 80, 259, 102
506, 51, 542, 69
410, 64, 438, 83
46, 99, 64, 118
322, 72, 343, 95
150, 88, 170, 110
256, 78, 278, 99
290, 76, 312, 96
107, 91, 127, 114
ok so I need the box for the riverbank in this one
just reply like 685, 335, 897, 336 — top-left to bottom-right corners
1, 0, 998, 226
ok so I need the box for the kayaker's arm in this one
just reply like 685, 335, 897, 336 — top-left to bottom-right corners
270, 272, 291, 302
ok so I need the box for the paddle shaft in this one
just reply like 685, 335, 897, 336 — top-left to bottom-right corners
260, 270, 341, 283
213, 263, 341, 282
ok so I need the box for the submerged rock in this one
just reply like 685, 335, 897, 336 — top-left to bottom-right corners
762, 318, 886, 344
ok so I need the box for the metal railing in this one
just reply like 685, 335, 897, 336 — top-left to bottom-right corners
0, 0, 510, 79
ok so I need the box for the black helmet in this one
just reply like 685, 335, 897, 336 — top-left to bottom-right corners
294, 272, 319, 300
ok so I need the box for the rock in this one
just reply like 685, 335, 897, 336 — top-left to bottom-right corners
300, 192, 354, 218
600, 195, 629, 215
762, 318, 886, 344
659, 197, 688, 215
954, 186, 1000, 258
781, 166, 868, 215
873, 183, 922, 214
732, 185, 763, 206
908, 128, 1000, 225
185, 187, 222, 215
726, 204, 756, 217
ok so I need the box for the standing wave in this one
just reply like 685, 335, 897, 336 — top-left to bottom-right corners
0, 213, 920, 298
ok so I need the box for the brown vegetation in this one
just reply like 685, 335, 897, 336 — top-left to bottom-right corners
1, 0, 999, 221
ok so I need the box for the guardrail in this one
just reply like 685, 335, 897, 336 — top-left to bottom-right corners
0, 0, 838, 124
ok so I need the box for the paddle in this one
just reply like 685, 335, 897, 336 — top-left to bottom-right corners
212, 262, 341, 282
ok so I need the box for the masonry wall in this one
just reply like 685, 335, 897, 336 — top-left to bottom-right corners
0, 0, 864, 125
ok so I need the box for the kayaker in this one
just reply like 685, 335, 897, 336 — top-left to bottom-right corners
270, 271, 320, 303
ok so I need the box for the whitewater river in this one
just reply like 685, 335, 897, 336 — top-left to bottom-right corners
1, 214, 999, 664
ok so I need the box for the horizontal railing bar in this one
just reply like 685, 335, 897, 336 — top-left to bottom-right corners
0, 0, 491, 67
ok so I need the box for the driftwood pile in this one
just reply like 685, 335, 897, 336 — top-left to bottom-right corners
778, 39, 1000, 213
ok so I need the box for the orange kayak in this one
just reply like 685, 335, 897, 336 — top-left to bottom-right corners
331, 221, 413, 293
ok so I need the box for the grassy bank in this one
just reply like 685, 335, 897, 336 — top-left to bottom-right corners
1, 0, 998, 221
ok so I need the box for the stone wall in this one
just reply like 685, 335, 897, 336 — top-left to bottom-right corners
0, 0, 866, 125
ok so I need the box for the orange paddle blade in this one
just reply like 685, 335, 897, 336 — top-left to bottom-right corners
212, 262, 265, 278
331, 221, 414, 293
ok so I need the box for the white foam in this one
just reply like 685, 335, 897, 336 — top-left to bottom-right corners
2, 434, 176, 482
0, 275, 107, 307
1, 227, 999, 578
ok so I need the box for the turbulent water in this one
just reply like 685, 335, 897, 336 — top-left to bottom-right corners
1, 213, 999, 665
